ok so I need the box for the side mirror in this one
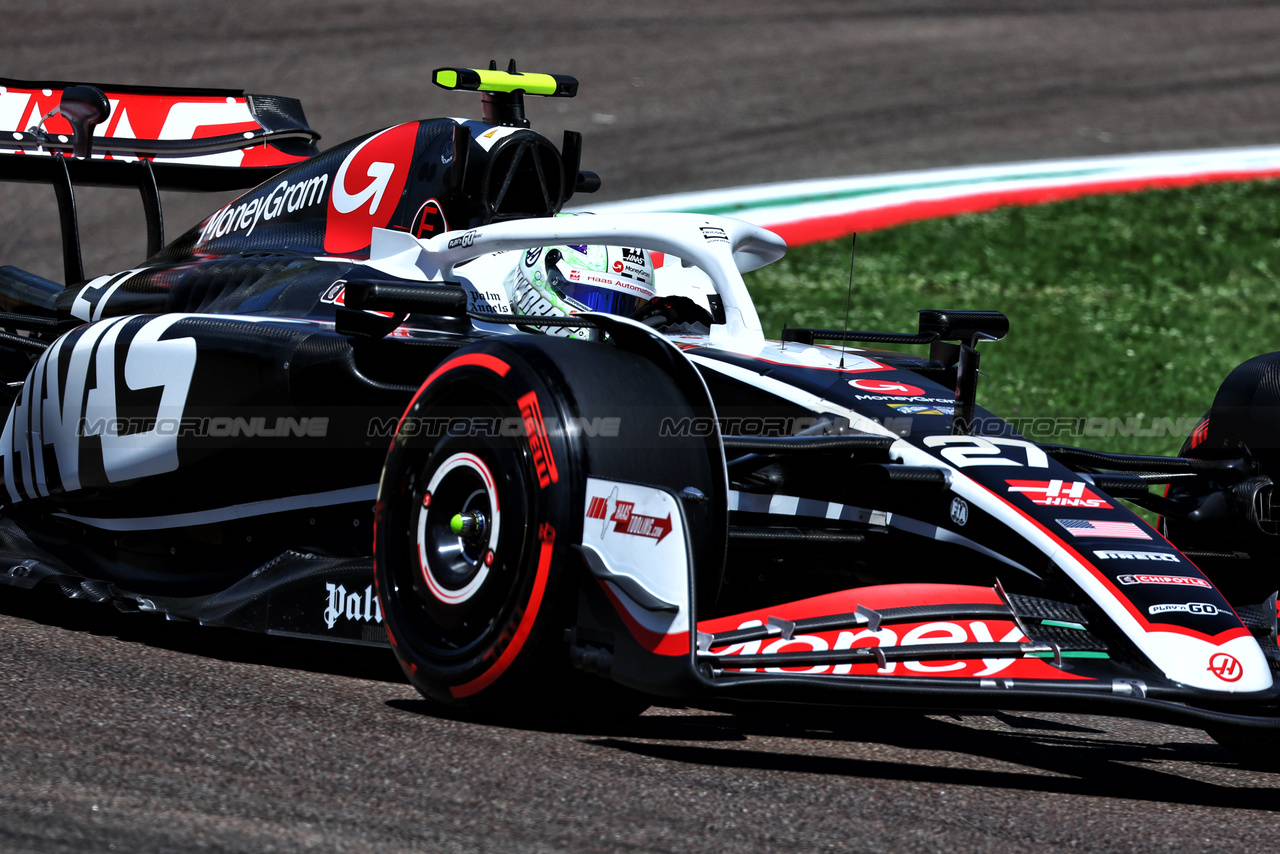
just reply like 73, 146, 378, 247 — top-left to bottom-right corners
59, 86, 111, 160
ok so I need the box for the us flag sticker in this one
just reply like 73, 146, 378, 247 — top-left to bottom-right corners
1056, 519, 1151, 540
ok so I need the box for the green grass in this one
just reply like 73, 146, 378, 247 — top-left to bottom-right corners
744, 180, 1280, 456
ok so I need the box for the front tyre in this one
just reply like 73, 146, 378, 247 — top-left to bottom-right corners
375, 346, 577, 709
374, 334, 720, 714
1205, 719, 1280, 769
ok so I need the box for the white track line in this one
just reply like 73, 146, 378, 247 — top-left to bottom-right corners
584, 146, 1280, 246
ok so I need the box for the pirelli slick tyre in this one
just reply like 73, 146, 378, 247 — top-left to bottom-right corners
374, 335, 723, 711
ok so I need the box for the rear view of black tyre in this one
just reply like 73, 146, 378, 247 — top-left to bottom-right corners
374, 334, 724, 712
1164, 351, 1280, 604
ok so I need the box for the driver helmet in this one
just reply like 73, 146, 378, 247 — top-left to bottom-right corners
510, 243, 656, 339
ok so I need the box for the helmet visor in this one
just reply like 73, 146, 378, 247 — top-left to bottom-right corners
549, 274, 650, 318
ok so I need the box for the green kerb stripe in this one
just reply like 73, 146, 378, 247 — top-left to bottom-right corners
678, 168, 1110, 216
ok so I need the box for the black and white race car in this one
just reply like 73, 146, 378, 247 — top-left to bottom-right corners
1, 66, 1278, 762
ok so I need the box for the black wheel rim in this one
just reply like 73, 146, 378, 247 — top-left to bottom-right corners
388, 404, 534, 662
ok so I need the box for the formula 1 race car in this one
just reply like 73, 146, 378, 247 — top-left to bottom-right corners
1, 65, 1279, 762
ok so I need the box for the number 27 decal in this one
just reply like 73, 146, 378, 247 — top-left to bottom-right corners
922, 436, 1049, 469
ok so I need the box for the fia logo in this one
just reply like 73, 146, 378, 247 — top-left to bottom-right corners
950, 497, 969, 526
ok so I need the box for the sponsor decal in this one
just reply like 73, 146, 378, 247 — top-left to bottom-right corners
70, 268, 146, 323
700, 226, 729, 243
586, 495, 609, 520
323, 582, 384, 630
586, 485, 675, 545
1094, 549, 1179, 562
320, 281, 345, 304
411, 199, 448, 239
1, 315, 197, 503
1056, 519, 1151, 540
888, 403, 953, 416
448, 231, 477, 249
584, 274, 651, 296
1006, 479, 1112, 508
568, 269, 581, 282
465, 287, 509, 314
525, 247, 543, 265
1117, 573, 1211, 588
854, 395, 953, 404
848, 379, 924, 396
1149, 602, 1219, 616
949, 497, 969, 526
1208, 652, 1243, 682
199, 172, 329, 243
601, 498, 673, 543
324, 123, 418, 254
712, 617, 1047, 678
610, 248, 651, 284
317, 281, 396, 318
518, 391, 559, 488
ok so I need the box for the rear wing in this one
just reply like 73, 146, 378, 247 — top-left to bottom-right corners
0, 78, 321, 283
0, 78, 319, 190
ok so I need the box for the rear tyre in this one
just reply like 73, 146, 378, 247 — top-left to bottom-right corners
1164, 352, 1280, 603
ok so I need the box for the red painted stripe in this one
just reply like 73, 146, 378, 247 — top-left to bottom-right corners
422, 352, 510, 389
392, 352, 512, 439
769, 169, 1280, 246
450, 532, 556, 698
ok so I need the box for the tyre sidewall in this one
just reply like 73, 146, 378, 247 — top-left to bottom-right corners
375, 346, 579, 706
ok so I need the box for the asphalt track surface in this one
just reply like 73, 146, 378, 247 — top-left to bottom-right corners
2, 2, 1280, 851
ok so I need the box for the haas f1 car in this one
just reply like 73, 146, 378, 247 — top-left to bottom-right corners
1, 66, 1279, 761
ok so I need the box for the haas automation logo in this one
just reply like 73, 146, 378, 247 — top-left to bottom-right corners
324, 123, 418, 254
